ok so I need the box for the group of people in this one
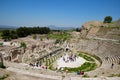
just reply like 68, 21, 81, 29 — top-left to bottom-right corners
63, 54, 77, 63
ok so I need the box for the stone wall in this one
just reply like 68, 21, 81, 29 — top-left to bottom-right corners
76, 39, 120, 58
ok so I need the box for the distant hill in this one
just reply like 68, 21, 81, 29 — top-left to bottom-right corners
48, 25, 75, 30
0, 25, 17, 30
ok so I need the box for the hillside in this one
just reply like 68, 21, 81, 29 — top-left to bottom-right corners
80, 20, 120, 40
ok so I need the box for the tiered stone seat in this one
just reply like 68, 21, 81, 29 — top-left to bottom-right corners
99, 53, 120, 64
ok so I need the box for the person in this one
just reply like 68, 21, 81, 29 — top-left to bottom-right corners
41, 65, 45, 69
119, 61, 120, 65
65, 69, 68, 75
45, 66, 47, 71
111, 63, 114, 69
77, 71, 80, 75
80, 71, 82, 75
63, 57, 65, 61
36, 61, 39, 67
81, 71, 84, 75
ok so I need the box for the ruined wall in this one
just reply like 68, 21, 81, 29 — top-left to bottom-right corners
76, 39, 120, 56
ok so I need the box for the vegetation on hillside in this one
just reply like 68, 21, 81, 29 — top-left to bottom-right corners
1, 27, 50, 41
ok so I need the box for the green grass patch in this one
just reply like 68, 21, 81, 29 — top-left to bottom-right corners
117, 74, 120, 77
108, 74, 117, 77
47, 32, 70, 41
82, 73, 89, 78
64, 62, 97, 72
94, 75, 98, 77
78, 53, 95, 62
108, 74, 120, 77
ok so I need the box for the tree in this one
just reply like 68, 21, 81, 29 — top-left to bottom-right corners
76, 28, 80, 32
16, 27, 29, 37
1, 30, 11, 41
104, 16, 112, 23
10, 30, 18, 39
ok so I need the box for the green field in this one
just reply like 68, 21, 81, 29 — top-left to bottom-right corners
47, 31, 70, 40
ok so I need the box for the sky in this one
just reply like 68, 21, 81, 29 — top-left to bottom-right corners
0, 0, 120, 27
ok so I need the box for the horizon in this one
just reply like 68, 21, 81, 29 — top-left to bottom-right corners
0, 0, 120, 27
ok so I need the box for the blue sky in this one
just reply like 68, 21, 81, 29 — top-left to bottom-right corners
0, 0, 120, 27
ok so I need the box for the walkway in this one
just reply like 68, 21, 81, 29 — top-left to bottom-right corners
7, 67, 62, 80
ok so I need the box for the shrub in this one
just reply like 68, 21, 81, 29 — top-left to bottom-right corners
104, 16, 112, 23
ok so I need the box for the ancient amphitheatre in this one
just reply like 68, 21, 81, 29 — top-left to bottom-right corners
0, 20, 120, 80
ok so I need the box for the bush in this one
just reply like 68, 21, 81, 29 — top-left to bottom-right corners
20, 42, 26, 48
104, 16, 112, 23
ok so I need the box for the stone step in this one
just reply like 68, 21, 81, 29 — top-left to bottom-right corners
100, 54, 120, 64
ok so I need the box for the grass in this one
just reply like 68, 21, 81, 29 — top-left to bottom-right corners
64, 62, 97, 72
78, 53, 95, 62
78, 51, 102, 64
0, 43, 3, 46
108, 74, 120, 77
118, 74, 120, 77
94, 75, 98, 77
45, 60, 48, 66
102, 72, 104, 74
47, 31, 70, 41
48, 52, 98, 73
61, 52, 97, 73
49, 64, 54, 70
82, 73, 89, 78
